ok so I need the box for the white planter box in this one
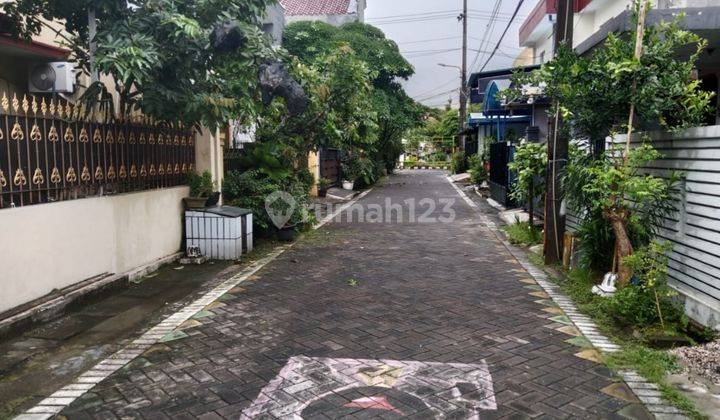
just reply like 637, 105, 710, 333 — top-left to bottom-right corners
185, 207, 253, 260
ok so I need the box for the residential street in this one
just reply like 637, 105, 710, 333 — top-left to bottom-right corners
49, 171, 649, 419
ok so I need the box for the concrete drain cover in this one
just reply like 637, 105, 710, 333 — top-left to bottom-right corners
242, 356, 496, 419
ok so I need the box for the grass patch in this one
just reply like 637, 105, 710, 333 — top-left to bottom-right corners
503, 222, 542, 247
521, 259, 706, 418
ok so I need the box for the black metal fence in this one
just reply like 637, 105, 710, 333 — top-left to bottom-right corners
319, 148, 340, 186
488, 141, 515, 207
0, 92, 195, 209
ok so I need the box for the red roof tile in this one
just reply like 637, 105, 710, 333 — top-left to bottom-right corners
279, 0, 351, 16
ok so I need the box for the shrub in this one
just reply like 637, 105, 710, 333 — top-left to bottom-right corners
468, 154, 487, 185
451, 151, 467, 174
187, 170, 214, 198
503, 221, 542, 247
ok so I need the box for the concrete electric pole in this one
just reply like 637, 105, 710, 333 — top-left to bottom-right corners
458, 0, 468, 153
544, 0, 573, 265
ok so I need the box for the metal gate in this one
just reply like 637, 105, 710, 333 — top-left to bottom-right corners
488, 141, 515, 207
319, 148, 340, 186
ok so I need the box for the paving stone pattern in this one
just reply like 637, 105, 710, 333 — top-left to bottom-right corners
57, 171, 652, 419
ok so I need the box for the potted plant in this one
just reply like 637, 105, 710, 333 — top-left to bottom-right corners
317, 177, 332, 197
185, 170, 215, 209
341, 160, 358, 191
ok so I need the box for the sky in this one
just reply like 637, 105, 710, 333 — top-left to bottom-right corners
364, 0, 538, 109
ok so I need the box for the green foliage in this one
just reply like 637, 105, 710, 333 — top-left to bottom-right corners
223, 169, 313, 232
451, 151, 467, 174
318, 177, 332, 190
508, 4, 714, 154
187, 170, 215, 197
503, 222, 542, 247
1, 0, 276, 127
468, 154, 487, 185
569, 143, 680, 248
508, 141, 547, 204
281, 21, 422, 176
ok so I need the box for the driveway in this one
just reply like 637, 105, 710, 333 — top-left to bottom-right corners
54, 170, 647, 419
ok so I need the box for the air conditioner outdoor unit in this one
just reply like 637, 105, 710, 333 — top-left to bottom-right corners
28, 62, 75, 93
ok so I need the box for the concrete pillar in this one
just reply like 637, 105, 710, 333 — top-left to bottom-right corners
308, 151, 321, 196
194, 127, 224, 202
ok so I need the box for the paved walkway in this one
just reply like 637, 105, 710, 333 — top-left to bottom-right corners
56, 171, 648, 419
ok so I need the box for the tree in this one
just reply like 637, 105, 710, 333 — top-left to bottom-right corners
283, 21, 422, 173
508, 2, 714, 283
508, 141, 547, 223
1, 0, 276, 127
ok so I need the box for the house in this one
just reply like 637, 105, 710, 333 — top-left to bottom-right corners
279, 0, 367, 25
515, 0, 720, 124
508, 0, 720, 330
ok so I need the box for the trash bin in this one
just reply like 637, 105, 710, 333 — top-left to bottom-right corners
185, 206, 253, 260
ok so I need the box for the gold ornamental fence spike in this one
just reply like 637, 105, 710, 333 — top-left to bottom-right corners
1, 91, 8, 113
21, 94, 29, 114
13, 168, 27, 186
64, 126, 75, 143
119, 165, 127, 179
50, 167, 61, 184
117, 130, 125, 144
140, 164, 147, 177
32, 168, 44, 185
31, 95, 38, 115
107, 165, 116, 180
93, 128, 102, 143
30, 123, 42, 142
149, 164, 156, 176
66, 167, 77, 183
94, 165, 104, 181
40, 97, 47, 117
12, 93, 19, 114
79, 127, 89, 143
57, 99, 64, 119
0, 169, 6, 187
157, 133, 163, 145
129, 132, 136, 144
11, 122, 24, 141
81, 165, 91, 182
49, 97, 55, 116
105, 130, 114, 144
181, 163, 187, 174
48, 125, 59, 142
158, 164, 165, 175
167, 163, 173, 174
0, 126, 4, 140
148, 133, 155, 145
174, 163, 180, 174
130, 164, 138, 178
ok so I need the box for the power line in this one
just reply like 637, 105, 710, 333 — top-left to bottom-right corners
469, 0, 501, 73
477, 0, 525, 73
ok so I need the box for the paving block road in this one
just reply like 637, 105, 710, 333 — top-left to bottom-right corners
51, 170, 651, 419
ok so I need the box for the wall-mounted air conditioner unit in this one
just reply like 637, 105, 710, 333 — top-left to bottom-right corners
28, 62, 75, 93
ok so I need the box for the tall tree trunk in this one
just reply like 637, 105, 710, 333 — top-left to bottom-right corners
608, 211, 634, 285
528, 182, 534, 224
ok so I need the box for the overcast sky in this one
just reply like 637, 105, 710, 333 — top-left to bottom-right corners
365, 0, 537, 108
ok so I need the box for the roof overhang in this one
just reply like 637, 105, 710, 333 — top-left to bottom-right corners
468, 65, 540, 104
576, 7, 720, 55
0, 34, 71, 60
519, 0, 593, 47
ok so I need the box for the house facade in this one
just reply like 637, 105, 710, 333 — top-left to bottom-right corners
506, 0, 720, 330
279, 0, 367, 25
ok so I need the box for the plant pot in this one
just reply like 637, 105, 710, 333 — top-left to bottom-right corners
184, 196, 208, 209
277, 225, 297, 242
342, 180, 354, 190
318, 189, 328, 198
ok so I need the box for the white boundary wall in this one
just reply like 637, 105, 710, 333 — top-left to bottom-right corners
568, 125, 720, 329
0, 186, 188, 313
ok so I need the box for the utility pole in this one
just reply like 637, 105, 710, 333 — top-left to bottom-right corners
544, 0, 573, 265
458, 0, 468, 153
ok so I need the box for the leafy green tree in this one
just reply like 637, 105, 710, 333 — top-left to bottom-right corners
283, 20, 422, 173
508, 141, 547, 223
1, 0, 275, 127
507, 3, 713, 283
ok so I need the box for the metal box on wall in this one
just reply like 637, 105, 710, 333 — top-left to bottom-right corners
185, 206, 253, 260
